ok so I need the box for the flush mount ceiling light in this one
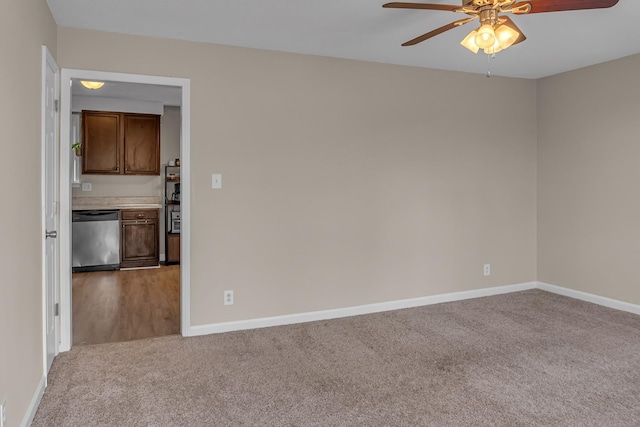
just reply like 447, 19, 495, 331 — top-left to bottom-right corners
80, 81, 105, 90
383, 0, 619, 54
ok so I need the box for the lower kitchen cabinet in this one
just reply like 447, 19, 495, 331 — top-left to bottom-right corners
166, 233, 180, 264
120, 209, 159, 268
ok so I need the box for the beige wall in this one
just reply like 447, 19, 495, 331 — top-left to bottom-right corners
5, 8, 636, 424
537, 53, 640, 305
0, 1, 57, 426
57, 27, 538, 326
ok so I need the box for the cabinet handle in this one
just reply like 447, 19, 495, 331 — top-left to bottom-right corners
136, 213, 144, 218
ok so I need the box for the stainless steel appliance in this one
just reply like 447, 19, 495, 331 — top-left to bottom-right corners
171, 210, 181, 233
72, 210, 120, 272
172, 182, 180, 202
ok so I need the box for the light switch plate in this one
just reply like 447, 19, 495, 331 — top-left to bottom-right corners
212, 174, 222, 189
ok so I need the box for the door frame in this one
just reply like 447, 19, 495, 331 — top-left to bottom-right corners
41, 46, 59, 372
58, 69, 191, 352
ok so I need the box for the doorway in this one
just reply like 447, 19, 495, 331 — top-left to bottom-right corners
58, 70, 191, 352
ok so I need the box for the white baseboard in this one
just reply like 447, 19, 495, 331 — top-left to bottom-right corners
21, 375, 46, 427
537, 282, 640, 315
188, 281, 538, 337
189, 281, 639, 337
25, 281, 636, 425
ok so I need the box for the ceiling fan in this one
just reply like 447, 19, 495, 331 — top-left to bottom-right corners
383, 0, 620, 54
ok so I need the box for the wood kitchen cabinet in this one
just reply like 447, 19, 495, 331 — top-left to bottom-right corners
166, 233, 180, 264
120, 209, 159, 268
82, 111, 120, 174
82, 111, 160, 175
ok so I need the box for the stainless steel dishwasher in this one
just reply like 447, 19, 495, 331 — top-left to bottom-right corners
72, 210, 120, 272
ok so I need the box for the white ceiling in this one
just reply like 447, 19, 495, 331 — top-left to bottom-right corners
71, 79, 182, 106
48, 0, 640, 79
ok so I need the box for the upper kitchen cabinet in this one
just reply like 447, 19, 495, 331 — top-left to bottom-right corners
82, 111, 120, 174
123, 114, 161, 174
82, 111, 161, 175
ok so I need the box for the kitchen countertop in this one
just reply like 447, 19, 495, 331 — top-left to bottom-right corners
72, 196, 162, 210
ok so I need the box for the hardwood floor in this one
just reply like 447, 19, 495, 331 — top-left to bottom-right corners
72, 265, 180, 346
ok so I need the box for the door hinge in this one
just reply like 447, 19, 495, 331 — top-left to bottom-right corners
55, 303, 59, 316
54, 99, 59, 112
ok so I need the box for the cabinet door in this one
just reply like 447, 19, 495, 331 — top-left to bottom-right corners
167, 233, 180, 264
124, 114, 160, 175
82, 111, 121, 174
121, 211, 159, 268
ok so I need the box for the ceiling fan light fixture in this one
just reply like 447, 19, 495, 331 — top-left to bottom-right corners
460, 30, 480, 53
384, 0, 620, 57
474, 24, 496, 49
484, 38, 503, 55
80, 81, 105, 90
494, 23, 520, 50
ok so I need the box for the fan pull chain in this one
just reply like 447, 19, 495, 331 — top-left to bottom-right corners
486, 53, 497, 78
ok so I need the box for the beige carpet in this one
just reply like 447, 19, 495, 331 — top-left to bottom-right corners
33, 290, 640, 426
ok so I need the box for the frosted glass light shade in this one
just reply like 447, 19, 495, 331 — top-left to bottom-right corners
460, 30, 480, 53
494, 24, 519, 50
483, 39, 503, 55
474, 24, 496, 49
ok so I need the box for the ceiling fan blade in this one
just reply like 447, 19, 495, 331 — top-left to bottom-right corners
512, 0, 619, 14
401, 17, 476, 46
382, 2, 461, 11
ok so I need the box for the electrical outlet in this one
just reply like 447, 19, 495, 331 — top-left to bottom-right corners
81, 182, 92, 191
1, 399, 7, 427
484, 264, 491, 276
224, 290, 234, 305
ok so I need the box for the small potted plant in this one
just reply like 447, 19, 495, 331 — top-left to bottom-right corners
72, 142, 82, 157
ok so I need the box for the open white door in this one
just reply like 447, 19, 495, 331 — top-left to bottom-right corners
42, 46, 60, 372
